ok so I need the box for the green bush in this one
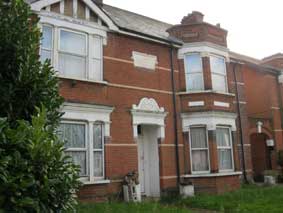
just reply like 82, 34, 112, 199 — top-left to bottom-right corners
0, 108, 81, 212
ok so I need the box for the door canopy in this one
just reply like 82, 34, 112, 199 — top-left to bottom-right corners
131, 98, 167, 140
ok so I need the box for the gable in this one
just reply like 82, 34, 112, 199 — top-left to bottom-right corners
30, 0, 118, 31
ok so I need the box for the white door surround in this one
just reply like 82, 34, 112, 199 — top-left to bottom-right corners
137, 125, 160, 197
131, 97, 168, 142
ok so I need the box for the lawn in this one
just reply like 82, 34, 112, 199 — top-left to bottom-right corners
77, 185, 283, 213
77, 202, 190, 213
178, 185, 283, 212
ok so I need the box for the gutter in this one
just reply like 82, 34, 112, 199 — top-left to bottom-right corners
169, 43, 181, 186
231, 61, 248, 183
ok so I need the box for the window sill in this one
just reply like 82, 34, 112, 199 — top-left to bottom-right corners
59, 76, 108, 85
82, 179, 111, 185
183, 171, 242, 178
178, 90, 235, 97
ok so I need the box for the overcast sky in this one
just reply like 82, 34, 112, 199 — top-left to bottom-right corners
104, 0, 283, 60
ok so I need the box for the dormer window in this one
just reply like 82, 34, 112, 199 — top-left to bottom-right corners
210, 55, 228, 92
184, 53, 204, 91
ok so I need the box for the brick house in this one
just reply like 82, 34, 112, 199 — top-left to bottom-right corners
26, 0, 283, 201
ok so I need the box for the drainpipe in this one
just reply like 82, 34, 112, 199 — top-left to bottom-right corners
169, 44, 181, 186
232, 61, 248, 183
276, 73, 283, 129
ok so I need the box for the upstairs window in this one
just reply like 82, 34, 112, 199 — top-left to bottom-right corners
59, 29, 87, 79
210, 55, 227, 92
189, 127, 210, 173
184, 54, 204, 91
216, 127, 234, 171
40, 25, 103, 82
40, 25, 53, 63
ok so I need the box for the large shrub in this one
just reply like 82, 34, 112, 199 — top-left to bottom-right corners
0, 109, 81, 212
0, 0, 81, 211
0, 0, 62, 128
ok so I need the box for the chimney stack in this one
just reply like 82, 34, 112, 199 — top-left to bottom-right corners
181, 11, 204, 24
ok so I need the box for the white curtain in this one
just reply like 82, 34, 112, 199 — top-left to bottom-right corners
191, 127, 207, 149
58, 123, 87, 176
40, 25, 52, 63
93, 123, 104, 178
185, 54, 204, 91
216, 128, 233, 170
59, 30, 86, 78
192, 150, 209, 171
190, 127, 209, 172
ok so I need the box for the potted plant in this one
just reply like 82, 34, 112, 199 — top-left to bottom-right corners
179, 178, 194, 198
263, 170, 278, 185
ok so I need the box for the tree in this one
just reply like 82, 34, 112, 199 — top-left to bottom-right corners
0, 0, 81, 211
0, 0, 62, 128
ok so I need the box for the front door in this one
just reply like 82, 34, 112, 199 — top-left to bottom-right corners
137, 125, 160, 197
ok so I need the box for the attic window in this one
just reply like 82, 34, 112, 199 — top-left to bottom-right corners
132, 51, 158, 71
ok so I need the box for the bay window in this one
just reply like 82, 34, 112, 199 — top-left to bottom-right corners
189, 127, 210, 173
58, 121, 105, 180
184, 54, 204, 91
40, 24, 103, 82
216, 127, 234, 171
210, 55, 227, 92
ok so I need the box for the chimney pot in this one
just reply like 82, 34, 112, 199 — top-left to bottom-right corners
181, 11, 204, 24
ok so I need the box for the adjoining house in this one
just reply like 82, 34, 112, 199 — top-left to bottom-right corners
26, 0, 283, 201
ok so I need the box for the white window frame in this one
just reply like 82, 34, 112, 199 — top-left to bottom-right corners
60, 120, 106, 182
184, 53, 204, 92
189, 125, 211, 174
92, 122, 105, 180
58, 28, 88, 79
216, 126, 234, 172
39, 21, 104, 83
210, 54, 228, 93
40, 24, 54, 63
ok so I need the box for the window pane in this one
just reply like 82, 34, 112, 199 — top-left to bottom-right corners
60, 30, 86, 55
93, 123, 103, 149
186, 73, 204, 91
192, 150, 209, 171
185, 54, 202, 73
66, 151, 87, 176
216, 128, 231, 147
58, 123, 86, 148
40, 49, 51, 63
42, 26, 52, 49
212, 74, 227, 92
218, 149, 232, 170
94, 151, 103, 177
190, 127, 207, 149
210, 56, 226, 74
59, 53, 86, 79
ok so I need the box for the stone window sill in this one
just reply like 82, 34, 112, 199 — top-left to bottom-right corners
82, 179, 111, 185
183, 171, 242, 178
59, 76, 108, 85
178, 90, 235, 97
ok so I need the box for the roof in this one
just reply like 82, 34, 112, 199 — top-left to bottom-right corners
229, 51, 261, 65
262, 53, 283, 63
102, 4, 173, 42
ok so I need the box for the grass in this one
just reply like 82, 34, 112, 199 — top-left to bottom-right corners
178, 184, 283, 212
77, 185, 283, 212
77, 202, 191, 213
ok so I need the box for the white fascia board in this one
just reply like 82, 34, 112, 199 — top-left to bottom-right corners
39, 13, 107, 37
30, 0, 118, 31
178, 42, 230, 60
